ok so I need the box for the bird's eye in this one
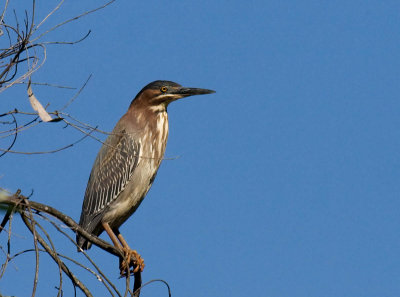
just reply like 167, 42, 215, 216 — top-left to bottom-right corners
160, 86, 168, 93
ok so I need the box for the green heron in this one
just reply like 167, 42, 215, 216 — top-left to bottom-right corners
76, 80, 215, 274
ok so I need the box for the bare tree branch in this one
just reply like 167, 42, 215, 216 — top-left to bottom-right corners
21, 211, 93, 297
0, 189, 148, 296
0, 1, 116, 158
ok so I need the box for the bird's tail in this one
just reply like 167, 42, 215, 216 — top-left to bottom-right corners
76, 214, 102, 251
76, 233, 92, 251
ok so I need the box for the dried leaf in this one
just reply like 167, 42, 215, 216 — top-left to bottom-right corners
28, 82, 53, 122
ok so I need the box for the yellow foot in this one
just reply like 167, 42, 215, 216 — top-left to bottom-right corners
119, 248, 145, 276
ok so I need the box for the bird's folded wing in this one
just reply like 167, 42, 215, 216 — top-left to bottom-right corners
81, 129, 141, 220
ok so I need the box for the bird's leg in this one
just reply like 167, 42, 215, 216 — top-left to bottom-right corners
116, 230, 145, 275
102, 222, 144, 275
102, 222, 123, 249
101, 222, 131, 275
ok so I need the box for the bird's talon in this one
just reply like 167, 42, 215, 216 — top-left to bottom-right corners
119, 248, 145, 276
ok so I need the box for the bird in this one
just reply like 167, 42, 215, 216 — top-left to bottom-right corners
76, 80, 215, 274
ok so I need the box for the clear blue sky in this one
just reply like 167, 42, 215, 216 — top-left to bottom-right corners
1, 1, 400, 296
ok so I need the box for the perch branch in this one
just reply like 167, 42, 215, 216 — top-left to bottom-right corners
0, 190, 142, 296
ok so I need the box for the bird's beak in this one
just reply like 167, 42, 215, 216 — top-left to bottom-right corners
174, 87, 216, 98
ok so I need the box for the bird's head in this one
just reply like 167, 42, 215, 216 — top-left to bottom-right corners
130, 80, 215, 111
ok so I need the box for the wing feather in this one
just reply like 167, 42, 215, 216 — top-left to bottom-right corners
78, 129, 140, 231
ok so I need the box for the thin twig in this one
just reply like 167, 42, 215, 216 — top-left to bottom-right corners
0, 126, 94, 154
23, 197, 40, 297
0, 200, 14, 278
0, 0, 9, 25
0, 113, 17, 158
134, 279, 172, 297
60, 74, 92, 111
20, 212, 93, 297
31, 0, 116, 43
33, 216, 64, 297
16, 81, 77, 90
37, 212, 121, 297
41, 30, 91, 46
35, 0, 65, 29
